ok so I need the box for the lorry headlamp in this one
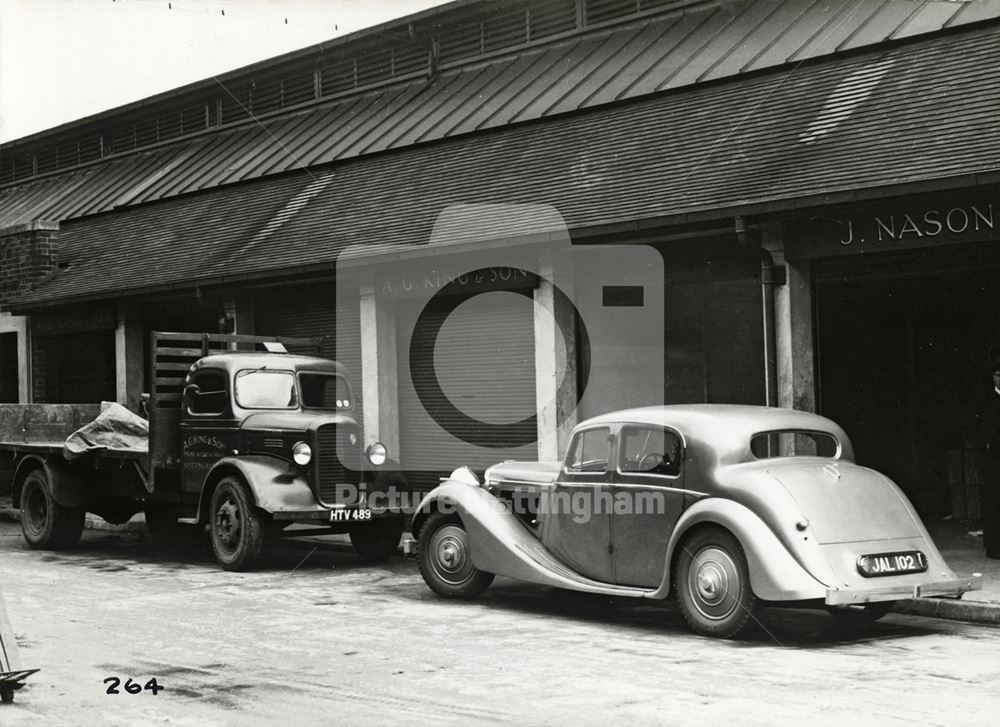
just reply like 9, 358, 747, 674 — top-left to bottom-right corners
366, 442, 387, 466
292, 441, 312, 466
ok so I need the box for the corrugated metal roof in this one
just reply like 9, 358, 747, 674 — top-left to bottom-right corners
2, 0, 998, 229
14, 19, 1000, 307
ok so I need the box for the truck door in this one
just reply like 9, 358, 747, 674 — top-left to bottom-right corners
179, 368, 237, 493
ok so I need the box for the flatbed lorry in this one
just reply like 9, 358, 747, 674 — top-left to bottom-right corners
0, 332, 407, 571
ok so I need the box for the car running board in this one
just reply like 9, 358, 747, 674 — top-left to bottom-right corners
506, 536, 659, 599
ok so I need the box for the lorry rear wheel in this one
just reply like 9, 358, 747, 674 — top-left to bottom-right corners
350, 517, 404, 562
19, 469, 85, 550
209, 477, 265, 571
417, 512, 494, 599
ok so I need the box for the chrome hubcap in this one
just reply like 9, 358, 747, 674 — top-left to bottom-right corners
429, 524, 474, 585
687, 546, 741, 621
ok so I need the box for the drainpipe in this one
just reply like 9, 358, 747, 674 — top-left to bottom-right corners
735, 216, 784, 408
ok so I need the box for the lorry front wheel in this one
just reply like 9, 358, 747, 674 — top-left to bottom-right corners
19, 469, 85, 550
209, 477, 265, 571
349, 517, 404, 562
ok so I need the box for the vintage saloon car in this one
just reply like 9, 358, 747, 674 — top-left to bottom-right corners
411, 405, 982, 638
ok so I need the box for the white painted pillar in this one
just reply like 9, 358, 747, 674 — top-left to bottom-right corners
359, 280, 399, 454
115, 305, 144, 411
534, 252, 577, 461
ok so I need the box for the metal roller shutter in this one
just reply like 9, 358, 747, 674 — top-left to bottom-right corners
254, 283, 363, 422
397, 290, 537, 491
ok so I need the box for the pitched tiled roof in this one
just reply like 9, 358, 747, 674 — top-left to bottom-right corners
2, 0, 998, 229
13, 19, 1000, 307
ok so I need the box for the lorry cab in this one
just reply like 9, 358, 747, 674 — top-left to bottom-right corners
181, 353, 365, 498
172, 350, 407, 570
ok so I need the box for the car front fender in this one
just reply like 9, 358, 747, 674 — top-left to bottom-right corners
412, 480, 658, 597
653, 498, 831, 601
198, 456, 322, 521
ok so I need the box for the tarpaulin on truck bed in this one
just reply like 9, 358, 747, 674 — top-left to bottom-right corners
63, 403, 149, 461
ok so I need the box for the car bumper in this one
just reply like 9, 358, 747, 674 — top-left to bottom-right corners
825, 573, 983, 606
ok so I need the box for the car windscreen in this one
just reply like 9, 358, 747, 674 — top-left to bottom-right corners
299, 372, 353, 410
750, 430, 839, 459
234, 369, 297, 409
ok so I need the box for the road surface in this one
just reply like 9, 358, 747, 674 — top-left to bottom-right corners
1, 520, 998, 726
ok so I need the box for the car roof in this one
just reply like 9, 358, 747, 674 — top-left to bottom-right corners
578, 404, 852, 462
191, 352, 348, 375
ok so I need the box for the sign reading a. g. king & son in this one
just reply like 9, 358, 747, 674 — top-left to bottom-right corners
787, 197, 1000, 258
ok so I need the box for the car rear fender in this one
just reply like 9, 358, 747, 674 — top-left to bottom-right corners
412, 480, 658, 597
653, 498, 830, 601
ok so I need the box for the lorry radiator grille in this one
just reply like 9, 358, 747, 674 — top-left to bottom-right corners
315, 423, 362, 506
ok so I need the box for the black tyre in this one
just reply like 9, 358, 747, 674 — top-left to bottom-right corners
19, 469, 85, 550
350, 517, 404, 562
827, 601, 895, 630
417, 512, 494, 599
675, 528, 757, 639
209, 477, 266, 571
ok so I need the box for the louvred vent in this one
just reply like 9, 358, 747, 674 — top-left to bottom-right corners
393, 43, 428, 77
586, 0, 638, 25
530, 0, 577, 39
282, 72, 316, 107
356, 49, 394, 87
220, 84, 254, 124
35, 147, 58, 175
251, 77, 284, 116
320, 58, 356, 96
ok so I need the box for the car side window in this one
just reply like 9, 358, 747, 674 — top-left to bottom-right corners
187, 369, 228, 416
565, 427, 611, 473
619, 425, 682, 477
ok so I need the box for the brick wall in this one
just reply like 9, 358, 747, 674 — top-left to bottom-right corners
0, 221, 59, 309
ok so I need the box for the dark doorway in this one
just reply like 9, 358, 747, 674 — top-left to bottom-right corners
816, 249, 1000, 518
0, 332, 18, 402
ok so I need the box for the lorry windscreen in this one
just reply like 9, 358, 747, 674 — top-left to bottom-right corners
235, 369, 297, 409
299, 372, 353, 410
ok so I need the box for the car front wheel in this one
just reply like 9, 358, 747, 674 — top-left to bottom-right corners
210, 477, 265, 571
675, 527, 757, 639
417, 512, 494, 599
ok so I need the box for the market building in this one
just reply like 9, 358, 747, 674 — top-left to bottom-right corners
2, 0, 1000, 506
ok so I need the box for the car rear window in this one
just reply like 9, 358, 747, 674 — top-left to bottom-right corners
750, 430, 839, 459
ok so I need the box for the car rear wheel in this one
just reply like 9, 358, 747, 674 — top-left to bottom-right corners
210, 477, 265, 571
19, 469, 85, 550
417, 512, 494, 599
350, 517, 404, 562
675, 528, 757, 639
